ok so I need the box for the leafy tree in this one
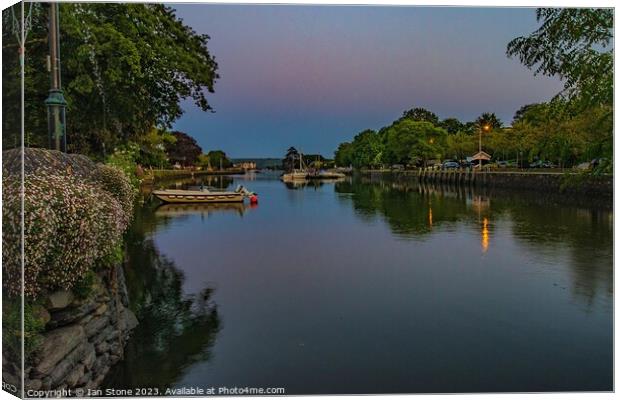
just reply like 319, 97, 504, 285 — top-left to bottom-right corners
506, 8, 613, 108
350, 130, 383, 169
513, 103, 541, 124
282, 146, 301, 172
164, 131, 202, 166
446, 131, 476, 161
205, 150, 232, 170
136, 128, 177, 168
486, 129, 517, 161
462, 121, 478, 135
2, 3, 218, 155
401, 107, 439, 125
439, 118, 464, 134
197, 154, 212, 170
334, 142, 354, 167
383, 120, 447, 166
475, 112, 503, 130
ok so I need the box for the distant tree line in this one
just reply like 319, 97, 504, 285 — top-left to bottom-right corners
334, 109, 503, 169
335, 8, 612, 172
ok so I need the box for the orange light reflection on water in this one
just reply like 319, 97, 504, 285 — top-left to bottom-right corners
482, 217, 489, 253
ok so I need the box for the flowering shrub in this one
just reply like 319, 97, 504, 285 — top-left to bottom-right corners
3, 173, 128, 299
90, 164, 136, 223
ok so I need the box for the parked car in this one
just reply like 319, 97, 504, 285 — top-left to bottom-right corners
496, 160, 517, 168
529, 160, 554, 168
442, 160, 460, 169
575, 162, 591, 171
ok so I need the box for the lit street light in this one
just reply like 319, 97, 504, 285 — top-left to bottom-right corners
478, 124, 491, 168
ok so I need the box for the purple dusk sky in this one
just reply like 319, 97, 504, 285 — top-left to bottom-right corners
170, 5, 564, 158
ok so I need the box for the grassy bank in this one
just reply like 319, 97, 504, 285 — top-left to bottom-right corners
141, 168, 246, 182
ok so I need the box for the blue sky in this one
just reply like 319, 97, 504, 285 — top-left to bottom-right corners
170, 5, 564, 158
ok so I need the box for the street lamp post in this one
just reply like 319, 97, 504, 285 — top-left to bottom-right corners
478, 124, 491, 168
45, 2, 67, 152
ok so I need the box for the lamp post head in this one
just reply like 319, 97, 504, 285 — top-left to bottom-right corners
46, 89, 67, 152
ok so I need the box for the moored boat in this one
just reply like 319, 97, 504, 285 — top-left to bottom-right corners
152, 185, 256, 204
307, 170, 347, 179
281, 171, 308, 181
281, 150, 309, 181
152, 189, 244, 203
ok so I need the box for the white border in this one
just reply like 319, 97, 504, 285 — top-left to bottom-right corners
0, 2, 616, 400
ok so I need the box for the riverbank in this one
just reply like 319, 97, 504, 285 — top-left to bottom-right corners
359, 169, 612, 198
2, 148, 139, 394
141, 168, 246, 183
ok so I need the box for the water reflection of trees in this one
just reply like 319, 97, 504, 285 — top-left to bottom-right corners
103, 203, 221, 389
336, 177, 612, 307
502, 203, 612, 307
335, 179, 472, 236
283, 180, 326, 190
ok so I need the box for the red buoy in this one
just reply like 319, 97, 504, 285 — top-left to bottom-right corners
250, 194, 258, 204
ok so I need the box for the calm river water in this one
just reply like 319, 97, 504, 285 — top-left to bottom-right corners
104, 173, 613, 393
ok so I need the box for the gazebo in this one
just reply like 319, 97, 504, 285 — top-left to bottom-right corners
470, 151, 491, 166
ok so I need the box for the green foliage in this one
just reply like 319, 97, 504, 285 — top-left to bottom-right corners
165, 131, 203, 166
2, 3, 218, 154
439, 118, 465, 134
383, 120, 447, 166
137, 128, 177, 168
106, 143, 142, 187
401, 107, 439, 125
446, 131, 476, 161
72, 270, 97, 300
509, 101, 611, 167
350, 130, 383, 168
2, 301, 46, 362
334, 142, 354, 167
204, 150, 232, 170
476, 112, 503, 130
507, 8, 613, 109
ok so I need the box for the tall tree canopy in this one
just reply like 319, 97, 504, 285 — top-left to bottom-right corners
282, 146, 301, 172
350, 130, 383, 168
383, 120, 447, 166
439, 118, 465, 134
334, 142, 354, 167
401, 107, 440, 125
475, 113, 503, 130
2, 3, 218, 156
506, 8, 613, 108
204, 150, 232, 170
165, 131, 202, 166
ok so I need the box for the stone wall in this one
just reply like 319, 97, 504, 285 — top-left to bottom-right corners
3, 266, 137, 394
363, 170, 612, 198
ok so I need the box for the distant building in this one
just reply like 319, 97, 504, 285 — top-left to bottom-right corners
234, 161, 257, 170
